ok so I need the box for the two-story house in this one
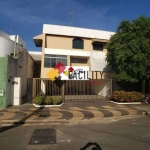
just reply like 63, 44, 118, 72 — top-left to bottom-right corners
32, 24, 115, 99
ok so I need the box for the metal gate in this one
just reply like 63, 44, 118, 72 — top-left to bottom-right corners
32, 78, 112, 102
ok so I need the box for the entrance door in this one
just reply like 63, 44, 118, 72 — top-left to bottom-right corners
10, 77, 22, 106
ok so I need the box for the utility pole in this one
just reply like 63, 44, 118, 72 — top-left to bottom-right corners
69, 11, 73, 26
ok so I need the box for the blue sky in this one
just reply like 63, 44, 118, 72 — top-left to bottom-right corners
0, 0, 150, 51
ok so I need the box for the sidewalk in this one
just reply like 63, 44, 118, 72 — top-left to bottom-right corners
0, 101, 149, 125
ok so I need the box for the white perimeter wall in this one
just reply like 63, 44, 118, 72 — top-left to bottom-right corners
0, 37, 23, 57
91, 80, 111, 97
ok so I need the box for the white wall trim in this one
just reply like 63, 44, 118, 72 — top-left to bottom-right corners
44, 48, 107, 57
43, 24, 115, 40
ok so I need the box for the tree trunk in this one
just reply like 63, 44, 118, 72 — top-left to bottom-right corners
142, 80, 145, 94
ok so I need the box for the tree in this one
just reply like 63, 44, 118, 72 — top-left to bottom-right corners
106, 16, 150, 93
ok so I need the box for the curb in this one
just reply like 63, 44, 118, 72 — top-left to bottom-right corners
33, 103, 64, 107
0, 119, 69, 125
111, 101, 141, 105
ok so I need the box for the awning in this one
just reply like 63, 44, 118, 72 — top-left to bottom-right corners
92, 38, 109, 43
33, 34, 44, 47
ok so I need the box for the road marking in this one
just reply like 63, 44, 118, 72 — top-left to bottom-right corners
86, 106, 100, 110
102, 106, 122, 116
107, 105, 137, 115
46, 111, 63, 120
68, 110, 84, 121
0, 112, 15, 120
7, 109, 20, 112
69, 107, 83, 110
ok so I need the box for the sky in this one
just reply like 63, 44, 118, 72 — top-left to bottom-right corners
0, 0, 150, 51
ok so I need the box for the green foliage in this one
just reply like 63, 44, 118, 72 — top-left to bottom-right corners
106, 16, 150, 83
33, 96, 45, 105
34, 94, 62, 105
110, 91, 144, 102
37, 93, 46, 99
52, 96, 62, 105
45, 96, 53, 105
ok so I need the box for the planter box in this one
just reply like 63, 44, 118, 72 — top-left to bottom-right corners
33, 102, 64, 108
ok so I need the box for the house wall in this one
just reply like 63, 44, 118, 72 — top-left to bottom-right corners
16, 50, 29, 97
6, 55, 17, 106
0, 30, 10, 39
46, 35, 107, 52
27, 55, 34, 78
10, 35, 26, 48
0, 56, 8, 108
0, 36, 23, 57
36, 32, 111, 80
5, 50, 32, 106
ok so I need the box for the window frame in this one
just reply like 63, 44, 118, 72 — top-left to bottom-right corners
72, 38, 84, 49
70, 57, 88, 64
44, 54, 67, 68
92, 42, 103, 51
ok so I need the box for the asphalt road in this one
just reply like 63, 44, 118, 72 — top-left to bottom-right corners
0, 115, 150, 150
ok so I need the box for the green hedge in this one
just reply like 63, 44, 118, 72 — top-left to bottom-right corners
110, 91, 144, 102
34, 94, 62, 105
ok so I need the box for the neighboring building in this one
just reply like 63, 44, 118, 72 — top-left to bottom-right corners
0, 30, 26, 57
0, 29, 34, 108
31, 24, 115, 98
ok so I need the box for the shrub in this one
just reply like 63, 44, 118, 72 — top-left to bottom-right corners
33, 96, 45, 105
37, 93, 46, 99
52, 96, 62, 105
45, 96, 53, 105
110, 91, 144, 102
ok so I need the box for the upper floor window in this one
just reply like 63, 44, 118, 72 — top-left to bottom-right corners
44, 54, 67, 68
92, 42, 103, 50
70, 58, 87, 64
73, 38, 84, 49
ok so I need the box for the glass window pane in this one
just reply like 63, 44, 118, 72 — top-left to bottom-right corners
73, 38, 84, 49
62, 59, 67, 66
56, 58, 62, 64
44, 58, 50, 67
50, 58, 56, 67
93, 42, 103, 50
70, 58, 87, 63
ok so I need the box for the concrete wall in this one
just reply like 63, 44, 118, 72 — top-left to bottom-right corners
27, 55, 34, 78
16, 50, 29, 96
5, 50, 34, 106
43, 24, 115, 40
46, 35, 107, 52
0, 56, 8, 108
0, 30, 10, 39
6, 56, 17, 106
90, 79, 111, 97
10, 35, 26, 48
40, 48, 111, 78
0, 36, 23, 57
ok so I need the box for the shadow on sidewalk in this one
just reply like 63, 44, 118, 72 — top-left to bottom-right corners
0, 107, 44, 133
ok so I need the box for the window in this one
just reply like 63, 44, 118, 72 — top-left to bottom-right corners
73, 38, 84, 49
44, 54, 67, 68
92, 42, 103, 50
70, 58, 87, 64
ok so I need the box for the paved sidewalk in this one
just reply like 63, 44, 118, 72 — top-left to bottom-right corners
0, 101, 149, 125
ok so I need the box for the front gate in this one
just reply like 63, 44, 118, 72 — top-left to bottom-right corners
32, 78, 112, 102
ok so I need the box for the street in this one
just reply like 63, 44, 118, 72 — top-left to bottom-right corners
0, 115, 150, 150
